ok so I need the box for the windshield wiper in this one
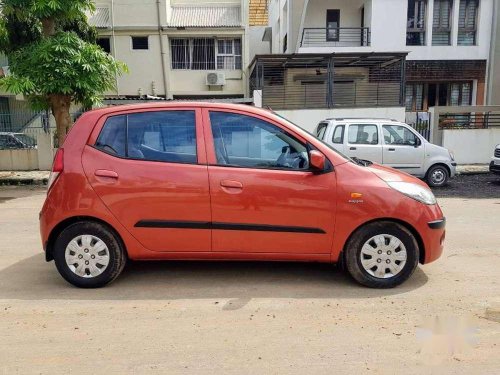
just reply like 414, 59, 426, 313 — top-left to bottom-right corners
351, 157, 373, 167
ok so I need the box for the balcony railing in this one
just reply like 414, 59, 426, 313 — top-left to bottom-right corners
300, 27, 371, 48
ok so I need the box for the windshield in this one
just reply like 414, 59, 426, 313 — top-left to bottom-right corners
270, 111, 354, 162
14, 134, 36, 147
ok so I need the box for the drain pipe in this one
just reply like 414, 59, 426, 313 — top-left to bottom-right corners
157, 0, 168, 98
111, 0, 119, 95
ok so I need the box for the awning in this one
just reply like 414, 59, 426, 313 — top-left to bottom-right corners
169, 6, 241, 28
89, 7, 110, 29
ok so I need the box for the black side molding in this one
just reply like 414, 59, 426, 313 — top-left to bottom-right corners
135, 220, 325, 234
428, 218, 446, 230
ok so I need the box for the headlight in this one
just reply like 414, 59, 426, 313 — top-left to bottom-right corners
449, 150, 455, 161
387, 181, 437, 205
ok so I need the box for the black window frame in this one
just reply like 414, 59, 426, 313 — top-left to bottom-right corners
94, 110, 199, 165
131, 36, 149, 50
406, 0, 427, 46
208, 110, 315, 172
97, 37, 112, 53
326, 9, 340, 42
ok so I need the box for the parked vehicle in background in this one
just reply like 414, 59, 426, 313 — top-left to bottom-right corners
0, 132, 36, 149
490, 144, 500, 174
40, 103, 446, 289
315, 118, 456, 187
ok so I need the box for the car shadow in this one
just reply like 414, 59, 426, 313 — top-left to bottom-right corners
0, 254, 428, 302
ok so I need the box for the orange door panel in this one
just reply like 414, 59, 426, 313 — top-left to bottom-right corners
202, 108, 336, 254
82, 108, 211, 253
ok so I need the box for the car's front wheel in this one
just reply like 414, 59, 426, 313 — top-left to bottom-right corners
426, 164, 449, 187
344, 221, 419, 288
53, 221, 126, 288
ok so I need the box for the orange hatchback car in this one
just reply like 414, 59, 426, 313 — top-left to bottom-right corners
40, 103, 445, 288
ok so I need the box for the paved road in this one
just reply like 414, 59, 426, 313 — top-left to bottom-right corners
0, 186, 499, 374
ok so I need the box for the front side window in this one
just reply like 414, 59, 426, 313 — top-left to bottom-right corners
458, 0, 478, 45
348, 124, 379, 145
95, 111, 197, 163
332, 125, 345, 144
209, 111, 309, 170
171, 38, 242, 70
407, 0, 427, 46
383, 125, 419, 146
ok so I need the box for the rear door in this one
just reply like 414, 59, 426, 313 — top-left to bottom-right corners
82, 107, 212, 253
203, 108, 335, 255
382, 124, 425, 174
345, 123, 382, 162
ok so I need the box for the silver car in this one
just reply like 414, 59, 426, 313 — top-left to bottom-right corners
315, 118, 456, 187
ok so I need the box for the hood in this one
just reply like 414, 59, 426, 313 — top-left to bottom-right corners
367, 163, 429, 188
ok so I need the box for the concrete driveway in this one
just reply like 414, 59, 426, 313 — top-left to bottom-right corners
0, 186, 499, 374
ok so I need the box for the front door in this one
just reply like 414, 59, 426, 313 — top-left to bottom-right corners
345, 123, 382, 163
82, 108, 211, 252
382, 124, 425, 174
204, 109, 335, 254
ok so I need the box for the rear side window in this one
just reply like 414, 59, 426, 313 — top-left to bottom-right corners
332, 125, 344, 144
348, 124, 379, 145
95, 111, 197, 164
95, 115, 126, 157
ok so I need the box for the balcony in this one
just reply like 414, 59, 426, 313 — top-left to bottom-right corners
300, 27, 371, 48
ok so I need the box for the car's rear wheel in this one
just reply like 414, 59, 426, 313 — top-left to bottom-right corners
344, 221, 419, 288
53, 222, 126, 288
426, 165, 449, 187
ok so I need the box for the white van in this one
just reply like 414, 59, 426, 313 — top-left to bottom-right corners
315, 118, 456, 187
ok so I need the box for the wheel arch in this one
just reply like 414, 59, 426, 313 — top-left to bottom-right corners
340, 218, 426, 265
45, 216, 128, 262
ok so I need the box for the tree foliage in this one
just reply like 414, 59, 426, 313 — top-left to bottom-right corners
0, 0, 127, 143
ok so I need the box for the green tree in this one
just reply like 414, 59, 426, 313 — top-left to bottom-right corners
0, 0, 127, 145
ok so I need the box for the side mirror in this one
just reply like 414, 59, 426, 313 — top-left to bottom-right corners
414, 137, 422, 148
309, 150, 326, 172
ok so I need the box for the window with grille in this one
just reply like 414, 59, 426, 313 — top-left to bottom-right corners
449, 82, 472, 105
458, 0, 478, 45
432, 0, 452, 45
171, 38, 242, 70
407, 0, 427, 46
217, 39, 242, 70
405, 83, 424, 111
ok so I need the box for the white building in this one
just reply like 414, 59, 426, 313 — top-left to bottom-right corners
255, 0, 495, 132
91, 0, 251, 101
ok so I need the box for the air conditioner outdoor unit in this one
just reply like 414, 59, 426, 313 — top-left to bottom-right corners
206, 72, 225, 86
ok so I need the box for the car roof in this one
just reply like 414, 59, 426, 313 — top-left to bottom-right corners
85, 102, 269, 117
323, 118, 400, 123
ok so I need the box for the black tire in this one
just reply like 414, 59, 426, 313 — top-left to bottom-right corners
53, 221, 126, 288
426, 164, 449, 187
344, 221, 419, 288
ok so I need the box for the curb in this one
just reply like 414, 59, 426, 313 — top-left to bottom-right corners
0, 178, 48, 186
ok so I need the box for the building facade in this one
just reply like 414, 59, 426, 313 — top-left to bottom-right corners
91, 0, 251, 101
257, 0, 495, 131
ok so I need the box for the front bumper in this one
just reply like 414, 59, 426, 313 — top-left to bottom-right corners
449, 162, 457, 178
490, 160, 500, 174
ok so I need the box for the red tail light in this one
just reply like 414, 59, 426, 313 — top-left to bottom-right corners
48, 148, 64, 191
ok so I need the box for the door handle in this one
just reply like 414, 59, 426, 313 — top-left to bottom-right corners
95, 169, 119, 179
220, 180, 243, 189
350, 147, 357, 150
388, 148, 396, 151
